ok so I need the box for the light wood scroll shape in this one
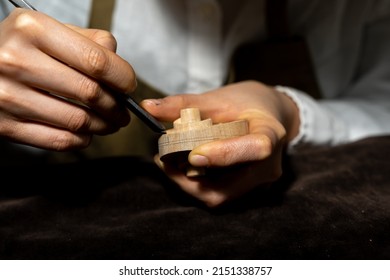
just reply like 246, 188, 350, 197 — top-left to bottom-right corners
158, 108, 249, 177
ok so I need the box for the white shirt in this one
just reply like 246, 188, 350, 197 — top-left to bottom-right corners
113, 0, 265, 94
2, 0, 390, 152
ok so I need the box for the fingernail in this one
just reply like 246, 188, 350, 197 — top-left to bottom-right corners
143, 99, 162, 106
153, 154, 164, 169
189, 155, 209, 167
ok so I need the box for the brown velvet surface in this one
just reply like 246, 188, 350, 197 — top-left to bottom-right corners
1, 136, 390, 260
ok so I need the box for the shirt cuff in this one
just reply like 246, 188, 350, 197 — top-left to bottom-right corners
274, 86, 347, 153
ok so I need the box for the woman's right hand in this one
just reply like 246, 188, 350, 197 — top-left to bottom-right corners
0, 8, 136, 150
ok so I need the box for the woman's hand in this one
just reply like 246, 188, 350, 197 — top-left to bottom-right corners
143, 81, 300, 207
0, 9, 136, 150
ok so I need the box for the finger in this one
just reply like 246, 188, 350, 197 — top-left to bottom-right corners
188, 117, 287, 168
0, 47, 130, 127
142, 92, 239, 124
0, 78, 119, 135
13, 10, 136, 93
0, 116, 91, 151
141, 93, 229, 122
141, 94, 199, 122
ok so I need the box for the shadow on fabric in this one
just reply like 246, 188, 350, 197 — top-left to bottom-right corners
1, 136, 390, 260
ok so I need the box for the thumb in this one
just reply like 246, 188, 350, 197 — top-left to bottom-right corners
188, 134, 274, 168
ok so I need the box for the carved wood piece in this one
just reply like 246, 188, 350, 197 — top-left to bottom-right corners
158, 108, 249, 177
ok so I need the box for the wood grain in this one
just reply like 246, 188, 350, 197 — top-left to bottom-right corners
158, 108, 249, 176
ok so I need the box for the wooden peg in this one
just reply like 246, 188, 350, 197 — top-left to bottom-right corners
158, 108, 249, 177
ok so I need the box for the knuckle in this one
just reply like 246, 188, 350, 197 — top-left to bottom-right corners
13, 11, 43, 36
274, 122, 287, 140
166, 94, 191, 108
211, 140, 244, 165
99, 30, 117, 50
0, 49, 23, 75
0, 118, 14, 136
217, 143, 236, 165
50, 132, 90, 151
78, 77, 102, 105
256, 134, 273, 158
13, 12, 36, 28
125, 69, 137, 93
84, 46, 109, 77
65, 109, 92, 132
103, 30, 117, 43
0, 85, 15, 106
49, 134, 74, 151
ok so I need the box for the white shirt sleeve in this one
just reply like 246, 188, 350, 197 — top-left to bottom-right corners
275, 86, 348, 153
280, 0, 390, 153
277, 84, 390, 154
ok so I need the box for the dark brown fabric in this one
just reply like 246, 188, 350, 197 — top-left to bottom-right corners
1, 136, 390, 259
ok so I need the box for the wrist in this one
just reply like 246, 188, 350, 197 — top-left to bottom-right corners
273, 86, 301, 143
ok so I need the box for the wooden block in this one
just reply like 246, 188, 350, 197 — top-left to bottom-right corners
158, 108, 249, 176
